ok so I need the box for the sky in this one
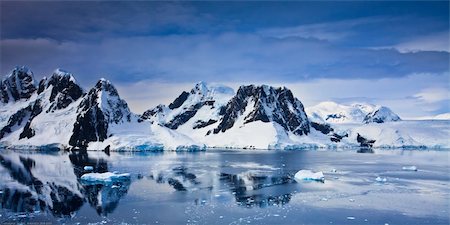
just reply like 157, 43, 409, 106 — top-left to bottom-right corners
0, 1, 449, 118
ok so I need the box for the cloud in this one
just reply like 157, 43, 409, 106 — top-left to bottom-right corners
413, 88, 449, 103
2, 33, 448, 85
259, 16, 388, 41
391, 32, 449, 53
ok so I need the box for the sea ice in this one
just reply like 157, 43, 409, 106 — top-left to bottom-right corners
294, 170, 325, 182
402, 166, 418, 171
83, 166, 93, 171
375, 176, 387, 182
80, 171, 130, 185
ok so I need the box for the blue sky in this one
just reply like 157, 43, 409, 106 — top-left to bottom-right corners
0, 1, 448, 117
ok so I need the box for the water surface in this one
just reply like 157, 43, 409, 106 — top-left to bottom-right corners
0, 148, 448, 224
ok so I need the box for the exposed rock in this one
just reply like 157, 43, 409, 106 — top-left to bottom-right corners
0, 66, 37, 104
213, 85, 310, 135
357, 133, 376, 148
168, 91, 189, 109
363, 106, 401, 124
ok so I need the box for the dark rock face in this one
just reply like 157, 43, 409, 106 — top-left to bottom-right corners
357, 133, 376, 148
168, 91, 189, 109
0, 66, 37, 104
310, 122, 333, 134
310, 121, 348, 142
19, 99, 43, 139
326, 114, 345, 121
69, 79, 131, 148
165, 102, 203, 129
0, 105, 32, 139
193, 119, 217, 129
213, 85, 310, 135
69, 86, 109, 148
37, 71, 84, 112
94, 79, 132, 124
141, 104, 166, 120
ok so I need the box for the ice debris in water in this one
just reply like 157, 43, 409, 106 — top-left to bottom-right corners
375, 176, 387, 182
80, 171, 130, 185
347, 217, 355, 220
330, 169, 337, 173
83, 166, 93, 171
402, 166, 417, 171
294, 170, 324, 182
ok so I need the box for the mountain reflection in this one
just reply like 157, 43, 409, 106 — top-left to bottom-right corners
0, 150, 131, 217
1, 150, 301, 221
147, 164, 295, 208
219, 172, 294, 208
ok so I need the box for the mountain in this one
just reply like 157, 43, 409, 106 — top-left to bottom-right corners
141, 83, 312, 149
0, 66, 448, 150
0, 66, 37, 104
413, 113, 450, 120
142, 81, 234, 129
0, 67, 201, 151
306, 101, 401, 124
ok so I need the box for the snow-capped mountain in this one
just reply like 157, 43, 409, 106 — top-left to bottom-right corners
0, 66, 448, 150
306, 101, 401, 124
0, 67, 201, 151
141, 83, 312, 149
142, 81, 234, 129
0, 66, 37, 104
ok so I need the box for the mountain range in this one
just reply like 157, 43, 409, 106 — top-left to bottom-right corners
1, 66, 448, 151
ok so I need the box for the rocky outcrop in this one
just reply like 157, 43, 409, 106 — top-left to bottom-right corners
0, 66, 37, 104
69, 79, 132, 148
38, 69, 84, 112
213, 85, 310, 135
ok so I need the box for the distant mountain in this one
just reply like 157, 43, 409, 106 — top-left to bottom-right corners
413, 113, 450, 120
306, 101, 401, 124
0, 66, 448, 150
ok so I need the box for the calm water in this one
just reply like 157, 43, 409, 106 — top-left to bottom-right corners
0, 148, 449, 225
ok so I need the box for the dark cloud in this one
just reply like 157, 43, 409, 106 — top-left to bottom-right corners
1, 34, 448, 86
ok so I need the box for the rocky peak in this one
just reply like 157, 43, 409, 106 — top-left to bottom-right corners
69, 79, 132, 148
1, 66, 37, 104
37, 69, 84, 112
213, 85, 310, 135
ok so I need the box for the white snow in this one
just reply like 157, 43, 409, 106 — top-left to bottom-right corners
294, 170, 325, 181
306, 101, 376, 123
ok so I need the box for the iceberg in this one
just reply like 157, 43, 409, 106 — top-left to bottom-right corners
375, 176, 387, 182
402, 166, 418, 171
80, 171, 131, 185
294, 170, 324, 182
83, 166, 94, 171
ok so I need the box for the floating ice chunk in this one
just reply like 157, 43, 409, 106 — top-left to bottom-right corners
375, 176, 387, 182
402, 166, 417, 171
83, 166, 93, 171
330, 169, 337, 173
347, 217, 355, 220
294, 170, 324, 182
80, 171, 130, 185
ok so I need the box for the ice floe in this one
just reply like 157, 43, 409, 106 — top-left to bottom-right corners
294, 170, 324, 182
